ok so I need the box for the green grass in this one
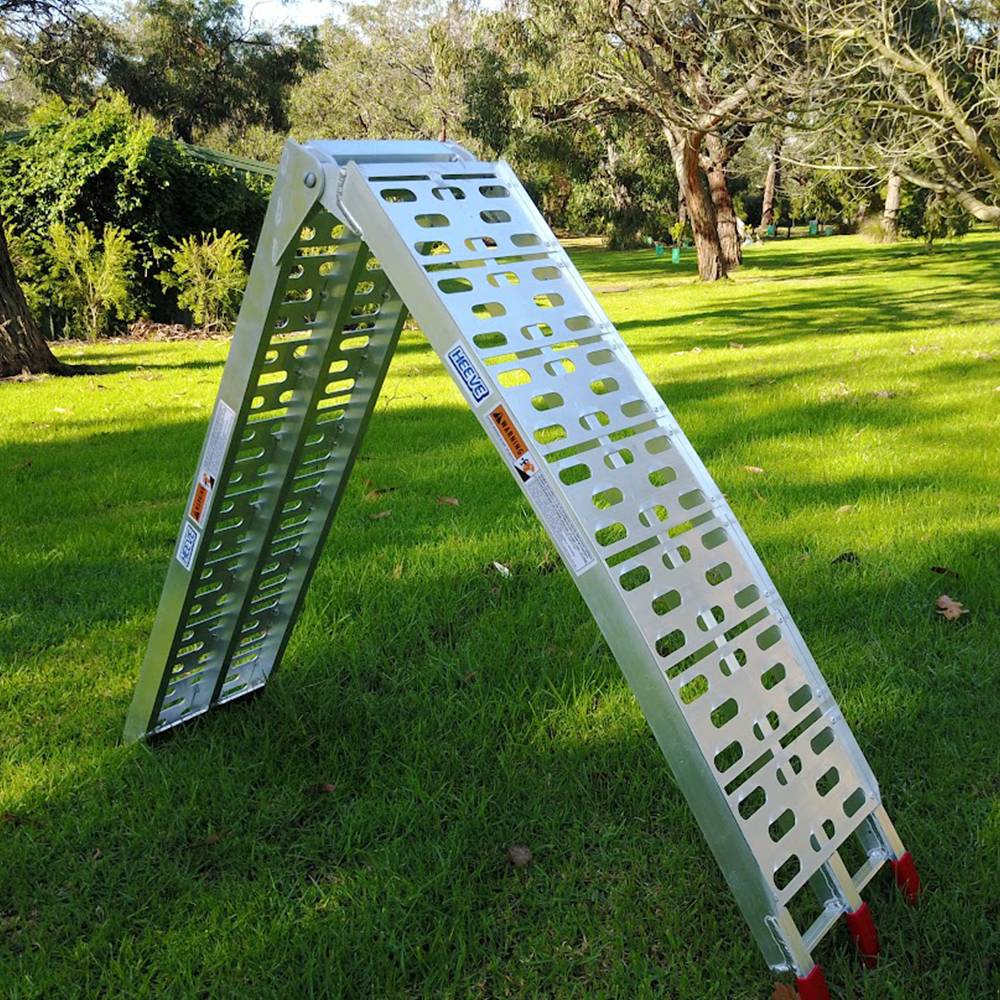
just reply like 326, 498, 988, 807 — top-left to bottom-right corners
2, 231, 1000, 999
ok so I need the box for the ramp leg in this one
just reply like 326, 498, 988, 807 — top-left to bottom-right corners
843, 901, 879, 967
890, 852, 922, 905
795, 965, 831, 1000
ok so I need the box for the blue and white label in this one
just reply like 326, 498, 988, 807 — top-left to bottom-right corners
176, 521, 201, 572
446, 343, 491, 404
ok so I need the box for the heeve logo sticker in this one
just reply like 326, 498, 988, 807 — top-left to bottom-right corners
176, 522, 201, 572
446, 344, 491, 404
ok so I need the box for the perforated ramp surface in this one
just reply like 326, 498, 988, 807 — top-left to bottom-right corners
126, 139, 912, 980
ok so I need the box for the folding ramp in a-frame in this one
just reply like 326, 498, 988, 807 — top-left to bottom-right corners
125, 139, 920, 998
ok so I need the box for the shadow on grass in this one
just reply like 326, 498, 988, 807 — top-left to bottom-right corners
2, 380, 999, 997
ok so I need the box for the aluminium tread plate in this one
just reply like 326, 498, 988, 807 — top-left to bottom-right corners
126, 139, 909, 977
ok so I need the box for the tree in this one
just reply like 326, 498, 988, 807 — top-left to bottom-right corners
703, 127, 752, 269
883, 171, 902, 238
779, 0, 1000, 225
289, 0, 469, 143
101, 0, 320, 144
0, 219, 68, 375
523, 0, 812, 279
0, 0, 85, 375
762, 139, 782, 230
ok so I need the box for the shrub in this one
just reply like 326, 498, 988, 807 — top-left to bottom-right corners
158, 229, 249, 329
158, 229, 247, 327
859, 214, 897, 244
49, 222, 137, 340
897, 186, 971, 249
0, 93, 269, 328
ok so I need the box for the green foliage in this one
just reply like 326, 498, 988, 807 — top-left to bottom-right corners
100, 0, 320, 143
289, 1, 467, 145
897, 185, 972, 248
48, 221, 136, 340
859, 214, 897, 244
460, 44, 526, 157
158, 229, 248, 328
0, 93, 269, 330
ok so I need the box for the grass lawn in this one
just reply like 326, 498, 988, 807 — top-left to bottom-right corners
2, 231, 1000, 999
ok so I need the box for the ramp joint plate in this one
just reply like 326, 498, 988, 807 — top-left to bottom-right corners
269, 140, 326, 264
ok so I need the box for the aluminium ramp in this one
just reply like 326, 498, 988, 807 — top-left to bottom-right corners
125, 140, 919, 994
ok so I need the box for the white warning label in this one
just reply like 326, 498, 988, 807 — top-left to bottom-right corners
189, 400, 236, 526
525, 473, 597, 577
484, 403, 596, 576
203, 399, 236, 481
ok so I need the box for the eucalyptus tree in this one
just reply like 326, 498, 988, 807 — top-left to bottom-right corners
520, 0, 816, 279
0, 0, 84, 375
289, 0, 471, 143
102, 0, 320, 144
778, 0, 1000, 224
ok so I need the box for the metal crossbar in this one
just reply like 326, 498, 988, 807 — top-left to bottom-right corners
125, 139, 917, 992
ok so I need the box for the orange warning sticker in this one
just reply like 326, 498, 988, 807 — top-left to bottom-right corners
489, 405, 537, 482
490, 405, 527, 459
189, 483, 209, 523
189, 471, 216, 525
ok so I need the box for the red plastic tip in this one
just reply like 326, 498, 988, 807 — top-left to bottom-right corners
890, 851, 922, 904
795, 964, 831, 1000
844, 901, 880, 967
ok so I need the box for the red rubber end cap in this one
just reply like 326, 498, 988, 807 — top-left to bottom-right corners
890, 851, 922, 904
844, 901, 880, 967
795, 964, 831, 1000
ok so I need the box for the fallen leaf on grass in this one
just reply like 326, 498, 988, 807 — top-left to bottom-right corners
392, 563, 403, 581
978, 352, 996, 361
364, 486, 397, 500
304, 783, 338, 795
936, 594, 970, 620
505, 844, 532, 867
437, 495, 460, 507
930, 566, 959, 578
492, 561, 510, 577
202, 829, 228, 846
1, 812, 38, 828
831, 551, 860, 566
771, 984, 800, 1000
367, 510, 392, 521
729, 341, 745, 350
870, 390, 895, 399
743, 465, 765, 474
835, 504, 856, 515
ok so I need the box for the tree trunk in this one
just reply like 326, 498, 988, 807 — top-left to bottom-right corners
883, 171, 902, 238
762, 143, 781, 229
596, 124, 638, 248
670, 133, 726, 281
0, 212, 69, 378
705, 134, 741, 270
